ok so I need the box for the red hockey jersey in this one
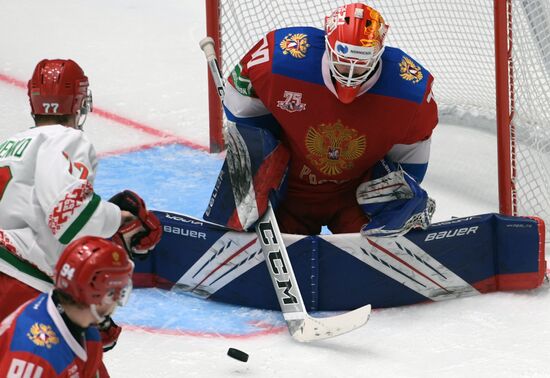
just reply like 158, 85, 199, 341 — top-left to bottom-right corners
224, 26, 438, 198
0, 293, 105, 378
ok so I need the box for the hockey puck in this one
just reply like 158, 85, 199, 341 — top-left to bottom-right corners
227, 347, 249, 362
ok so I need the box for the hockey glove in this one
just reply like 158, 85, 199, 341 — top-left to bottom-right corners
357, 158, 435, 238
109, 190, 162, 258
98, 316, 122, 352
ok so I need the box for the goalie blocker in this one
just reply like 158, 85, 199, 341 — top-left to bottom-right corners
133, 211, 546, 310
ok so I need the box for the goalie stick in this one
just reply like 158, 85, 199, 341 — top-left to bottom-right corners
199, 36, 371, 342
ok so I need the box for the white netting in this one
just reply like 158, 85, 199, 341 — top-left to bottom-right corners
216, 0, 550, 234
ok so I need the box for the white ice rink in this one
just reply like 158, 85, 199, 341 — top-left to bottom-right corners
0, 1, 549, 377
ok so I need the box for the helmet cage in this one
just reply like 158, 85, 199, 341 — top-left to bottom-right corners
325, 38, 385, 87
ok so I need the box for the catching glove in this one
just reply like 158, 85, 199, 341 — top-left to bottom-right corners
357, 158, 435, 238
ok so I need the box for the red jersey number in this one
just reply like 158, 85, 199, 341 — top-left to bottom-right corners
0, 166, 12, 201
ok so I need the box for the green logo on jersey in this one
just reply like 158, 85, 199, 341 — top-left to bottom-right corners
0, 138, 32, 159
231, 64, 256, 97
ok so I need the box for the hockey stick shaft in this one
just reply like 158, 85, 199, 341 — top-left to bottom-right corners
199, 37, 371, 342
198, 35, 307, 322
199, 37, 225, 100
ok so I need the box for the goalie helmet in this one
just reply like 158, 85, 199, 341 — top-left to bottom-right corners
54, 236, 134, 307
27, 59, 93, 127
324, 3, 388, 103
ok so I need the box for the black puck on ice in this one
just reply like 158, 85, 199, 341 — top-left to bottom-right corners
227, 347, 249, 362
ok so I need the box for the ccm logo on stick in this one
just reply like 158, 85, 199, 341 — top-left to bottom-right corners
425, 226, 478, 241
257, 221, 298, 305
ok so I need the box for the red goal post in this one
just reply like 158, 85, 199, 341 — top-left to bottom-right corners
205, 0, 550, 231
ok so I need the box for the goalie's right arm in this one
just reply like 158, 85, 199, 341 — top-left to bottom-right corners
203, 122, 289, 231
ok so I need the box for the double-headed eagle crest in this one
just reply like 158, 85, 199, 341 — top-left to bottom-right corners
27, 322, 59, 349
280, 33, 310, 59
305, 120, 366, 176
399, 56, 423, 83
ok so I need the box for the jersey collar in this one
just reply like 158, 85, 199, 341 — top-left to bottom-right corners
47, 291, 88, 361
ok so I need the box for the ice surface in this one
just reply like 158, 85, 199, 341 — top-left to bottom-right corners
0, 1, 548, 377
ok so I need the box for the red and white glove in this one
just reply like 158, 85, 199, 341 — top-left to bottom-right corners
98, 316, 122, 352
109, 190, 162, 259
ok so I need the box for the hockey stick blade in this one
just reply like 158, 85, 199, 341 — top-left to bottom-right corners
257, 204, 371, 342
287, 305, 372, 342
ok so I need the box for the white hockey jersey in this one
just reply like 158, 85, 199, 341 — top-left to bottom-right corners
0, 125, 121, 292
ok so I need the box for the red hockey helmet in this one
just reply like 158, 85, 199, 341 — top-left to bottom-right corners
324, 3, 388, 103
27, 59, 92, 125
54, 236, 134, 307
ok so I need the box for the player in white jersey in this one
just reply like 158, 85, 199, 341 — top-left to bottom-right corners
0, 59, 162, 354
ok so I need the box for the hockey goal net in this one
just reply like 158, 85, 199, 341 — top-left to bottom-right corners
205, 0, 550, 235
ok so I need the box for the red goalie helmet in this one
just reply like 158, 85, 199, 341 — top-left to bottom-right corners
54, 236, 134, 307
27, 59, 93, 125
324, 3, 388, 103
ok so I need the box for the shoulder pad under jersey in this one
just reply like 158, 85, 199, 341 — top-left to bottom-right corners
270, 26, 325, 85
369, 46, 432, 104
